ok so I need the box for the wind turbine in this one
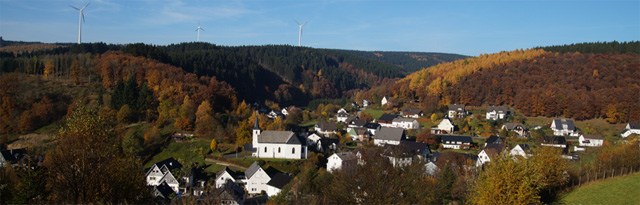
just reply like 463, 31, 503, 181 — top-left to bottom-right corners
70, 3, 90, 44
196, 21, 204, 42
295, 20, 307, 47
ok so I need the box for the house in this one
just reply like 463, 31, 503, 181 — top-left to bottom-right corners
381, 96, 398, 107
485, 135, 503, 145
541, 136, 567, 148
252, 115, 308, 159
432, 118, 455, 134
476, 144, 507, 167
550, 119, 579, 136
378, 114, 398, 127
402, 108, 423, 118
448, 104, 467, 118
171, 132, 193, 142
373, 127, 406, 146
146, 157, 183, 193
267, 110, 284, 119
363, 123, 381, 135
392, 117, 420, 130
266, 173, 293, 197
281, 108, 289, 116
347, 117, 366, 128
152, 181, 176, 201
305, 133, 323, 146
315, 138, 339, 153
383, 141, 431, 167
245, 161, 281, 194
215, 167, 242, 189
510, 144, 532, 159
439, 135, 473, 149
336, 109, 350, 123
315, 121, 338, 135
621, 122, 640, 138
0, 148, 27, 167
362, 99, 370, 107
579, 134, 604, 147
486, 106, 510, 120
501, 122, 527, 137
425, 161, 439, 176
213, 180, 246, 205
348, 127, 371, 141
327, 152, 357, 173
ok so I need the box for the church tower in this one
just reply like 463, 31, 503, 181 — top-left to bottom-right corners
252, 112, 261, 146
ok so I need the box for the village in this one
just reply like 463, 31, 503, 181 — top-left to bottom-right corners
129, 96, 640, 203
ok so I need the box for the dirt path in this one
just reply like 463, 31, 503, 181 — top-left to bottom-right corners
204, 158, 248, 170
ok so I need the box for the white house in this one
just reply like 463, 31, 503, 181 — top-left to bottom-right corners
448, 104, 467, 118
146, 157, 182, 193
305, 133, 323, 145
383, 141, 431, 167
252, 115, 307, 159
425, 161, 439, 176
509, 144, 532, 159
315, 121, 338, 135
541, 136, 567, 148
266, 173, 293, 197
378, 114, 398, 128
215, 167, 240, 189
327, 152, 357, 173
281, 108, 289, 116
579, 134, 604, 147
501, 122, 527, 137
550, 119, 579, 137
381, 96, 389, 106
439, 135, 473, 149
622, 122, 640, 138
432, 118, 455, 134
373, 127, 406, 146
245, 161, 279, 194
362, 99, 370, 108
336, 109, 350, 123
402, 108, 423, 118
363, 123, 381, 135
392, 117, 420, 130
486, 106, 510, 120
476, 144, 506, 167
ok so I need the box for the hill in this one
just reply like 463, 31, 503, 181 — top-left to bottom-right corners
393, 44, 640, 122
341, 50, 468, 73
559, 173, 640, 204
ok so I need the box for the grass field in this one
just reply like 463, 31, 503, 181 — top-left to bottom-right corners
558, 172, 640, 204
361, 109, 387, 120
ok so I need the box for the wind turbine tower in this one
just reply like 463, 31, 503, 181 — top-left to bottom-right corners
295, 20, 307, 47
196, 21, 204, 42
70, 3, 90, 44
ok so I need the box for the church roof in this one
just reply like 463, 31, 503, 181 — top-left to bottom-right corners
258, 131, 302, 144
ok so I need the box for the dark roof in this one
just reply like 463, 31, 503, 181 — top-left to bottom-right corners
484, 143, 506, 153
543, 136, 567, 144
218, 167, 240, 179
153, 181, 175, 199
363, 123, 381, 129
628, 122, 640, 129
0, 149, 27, 163
384, 141, 430, 157
552, 119, 575, 131
353, 127, 369, 135
318, 138, 339, 150
349, 119, 367, 127
258, 131, 302, 144
402, 108, 423, 115
448, 104, 465, 111
486, 106, 509, 113
316, 121, 337, 131
253, 111, 260, 130
266, 173, 293, 189
439, 135, 473, 143
334, 152, 357, 161
154, 157, 182, 171
515, 144, 531, 152
245, 161, 262, 179
485, 135, 503, 144
378, 114, 398, 122
375, 127, 405, 141
502, 122, 524, 130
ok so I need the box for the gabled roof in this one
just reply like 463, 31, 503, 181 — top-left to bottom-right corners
336, 112, 350, 118
384, 141, 430, 157
514, 144, 531, 152
375, 127, 405, 141
218, 167, 240, 180
363, 123, 381, 129
153, 157, 183, 172
392, 117, 417, 123
254, 111, 260, 130
258, 131, 301, 144
628, 122, 640, 129
266, 173, 293, 189
353, 127, 369, 135
316, 121, 337, 131
245, 161, 263, 179
485, 135, 503, 144
448, 104, 465, 111
402, 108, 423, 115
349, 119, 367, 127
378, 114, 398, 122
486, 106, 509, 113
552, 119, 575, 131
439, 135, 473, 143
154, 181, 175, 199
502, 122, 524, 130
484, 143, 506, 154
581, 134, 604, 140
334, 152, 357, 161
0, 148, 27, 163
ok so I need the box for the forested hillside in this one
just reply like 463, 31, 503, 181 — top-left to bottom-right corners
537, 41, 639, 54
392, 45, 640, 123
342, 50, 468, 73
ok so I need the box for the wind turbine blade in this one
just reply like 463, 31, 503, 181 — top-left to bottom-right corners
302, 21, 308, 26
81, 12, 85, 23
295, 20, 301, 25
82, 3, 90, 10
201, 28, 204, 31
70, 5, 80, 10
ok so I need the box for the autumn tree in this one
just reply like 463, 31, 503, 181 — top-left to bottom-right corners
195, 100, 216, 137
44, 105, 149, 203
471, 155, 540, 205
116, 104, 134, 123
210, 138, 217, 152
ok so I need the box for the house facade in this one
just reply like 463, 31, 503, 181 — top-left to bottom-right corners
486, 106, 510, 120
579, 134, 604, 147
373, 127, 406, 146
392, 117, 420, 130
550, 119, 579, 136
448, 104, 467, 118
501, 122, 527, 137
622, 122, 640, 138
509, 144, 532, 159
315, 121, 338, 135
383, 141, 431, 167
402, 108, 423, 118
327, 152, 357, 173
245, 162, 278, 194
266, 173, 293, 197
439, 135, 473, 149
432, 118, 455, 134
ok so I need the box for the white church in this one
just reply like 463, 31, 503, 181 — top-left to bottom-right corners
252, 114, 307, 159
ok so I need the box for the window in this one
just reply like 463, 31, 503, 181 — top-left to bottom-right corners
278, 147, 281, 153
292, 148, 295, 154
264, 147, 267, 153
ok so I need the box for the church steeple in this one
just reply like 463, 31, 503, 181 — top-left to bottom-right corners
252, 111, 261, 146
253, 111, 260, 130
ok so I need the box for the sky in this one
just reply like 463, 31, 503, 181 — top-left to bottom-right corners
1, 0, 638, 56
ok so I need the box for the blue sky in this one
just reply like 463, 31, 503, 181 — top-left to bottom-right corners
1, 0, 638, 56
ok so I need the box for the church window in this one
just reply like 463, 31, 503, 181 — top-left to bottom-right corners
264, 147, 267, 153
278, 147, 281, 153
292, 148, 295, 154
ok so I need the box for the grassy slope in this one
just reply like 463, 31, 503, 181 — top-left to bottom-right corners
559, 173, 640, 204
